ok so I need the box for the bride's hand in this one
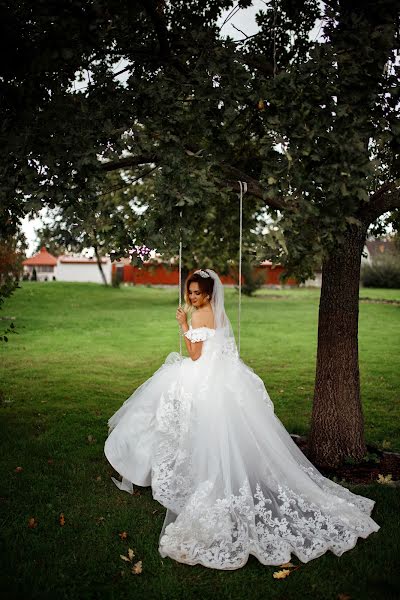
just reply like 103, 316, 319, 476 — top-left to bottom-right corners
176, 307, 187, 326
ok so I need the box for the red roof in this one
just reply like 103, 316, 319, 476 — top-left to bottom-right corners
23, 246, 58, 266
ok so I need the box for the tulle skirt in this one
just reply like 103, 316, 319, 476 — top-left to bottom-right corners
104, 346, 380, 570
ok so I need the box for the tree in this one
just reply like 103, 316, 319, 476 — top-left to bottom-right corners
34, 171, 143, 285
0, 228, 27, 341
237, 257, 266, 297
1, 0, 399, 467
34, 227, 70, 258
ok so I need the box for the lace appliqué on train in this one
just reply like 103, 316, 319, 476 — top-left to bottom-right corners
152, 379, 197, 513
159, 477, 380, 569
298, 464, 376, 513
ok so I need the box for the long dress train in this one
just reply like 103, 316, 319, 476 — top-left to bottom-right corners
104, 324, 380, 570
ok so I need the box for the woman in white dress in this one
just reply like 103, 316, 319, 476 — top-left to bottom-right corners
104, 268, 380, 570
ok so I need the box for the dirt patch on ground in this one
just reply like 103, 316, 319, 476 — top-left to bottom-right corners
291, 434, 400, 485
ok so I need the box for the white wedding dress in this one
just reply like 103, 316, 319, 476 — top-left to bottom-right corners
104, 270, 380, 570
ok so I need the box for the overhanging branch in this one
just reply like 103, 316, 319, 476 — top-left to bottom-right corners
238, 54, 275, 78
99, 155, 158, 172
218, 163, 286, 211
98, 154, 287, 211
357, 182, 400, 224
139, 0, 171, 58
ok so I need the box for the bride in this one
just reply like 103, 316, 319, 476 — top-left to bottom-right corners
104, 268, 380, 570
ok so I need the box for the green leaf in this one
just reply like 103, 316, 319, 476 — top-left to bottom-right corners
356, 188, 369, 202
345, 216, 363, 227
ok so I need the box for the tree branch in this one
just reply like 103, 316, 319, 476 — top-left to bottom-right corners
99, 154, 287, 211
139, 0, 171, 58
357, 182, 400, 224
238, 54, 275, 78
99, 155, 158, 172
97, 166, 159, 196
321, 0, 340, 12
231, 24, 250, 39
218, 163, 286, 211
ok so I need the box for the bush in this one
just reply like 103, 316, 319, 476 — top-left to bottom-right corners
361, 255, 400, 289
111, 269, 120, 288
235, 259, 265, 297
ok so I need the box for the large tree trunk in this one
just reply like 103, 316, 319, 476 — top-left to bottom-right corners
308, 222, 369, 469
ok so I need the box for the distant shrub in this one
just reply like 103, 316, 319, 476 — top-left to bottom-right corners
111, 269, 120, 288
361, 255, 400, 289
235, 260, 265, 297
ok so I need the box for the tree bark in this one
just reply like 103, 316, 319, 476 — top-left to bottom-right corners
308, 222, 369, 469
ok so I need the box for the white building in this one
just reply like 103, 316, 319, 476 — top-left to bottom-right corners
22, 247, 112, 284
56, 256, 112, 284
22, 246, 58, 281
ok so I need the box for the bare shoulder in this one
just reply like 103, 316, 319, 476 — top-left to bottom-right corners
191, 310, 203, 328
191, 309, 215, 329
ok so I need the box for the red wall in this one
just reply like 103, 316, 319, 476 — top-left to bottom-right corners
112, 263, 298, 286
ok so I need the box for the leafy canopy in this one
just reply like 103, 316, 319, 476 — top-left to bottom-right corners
1, 0, 399, 280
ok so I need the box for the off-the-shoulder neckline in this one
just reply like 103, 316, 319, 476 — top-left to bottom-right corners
189, 325, 216, 332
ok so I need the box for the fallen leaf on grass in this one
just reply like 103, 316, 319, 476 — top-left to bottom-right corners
87, 434, 97, 444
120, 555, 131, 563
279, 562, 296, 568
131, 560, 142, 575
59, 513, 65, 526
273, 569, 291, 579
28, 517, 38, 529
120, 548, 136, 564
337, 594, 352, 600
15, 466, 23, 472
95, 475, 102, 481
96, 516, 106, 524
377, 473, 393, 485
47, 459, 54, 464
119, 531, 128, 540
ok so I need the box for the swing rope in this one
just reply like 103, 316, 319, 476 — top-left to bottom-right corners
237, 180, 247, 358
178, 210, 183, 359
177, 3, 277, 359
177, 183, 248, 359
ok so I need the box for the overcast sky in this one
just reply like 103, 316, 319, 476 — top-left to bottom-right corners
22, 1, 323, 256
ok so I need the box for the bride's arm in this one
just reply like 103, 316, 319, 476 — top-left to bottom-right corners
176, 308, 203, 361
184, 332, 203, 362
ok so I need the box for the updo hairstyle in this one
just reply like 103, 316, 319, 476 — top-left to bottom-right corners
184, 272, 214, 307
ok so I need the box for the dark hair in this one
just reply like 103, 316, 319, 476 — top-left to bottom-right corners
184, 272, 214, 306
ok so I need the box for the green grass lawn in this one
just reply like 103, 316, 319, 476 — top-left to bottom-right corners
1, 282, 399, 600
